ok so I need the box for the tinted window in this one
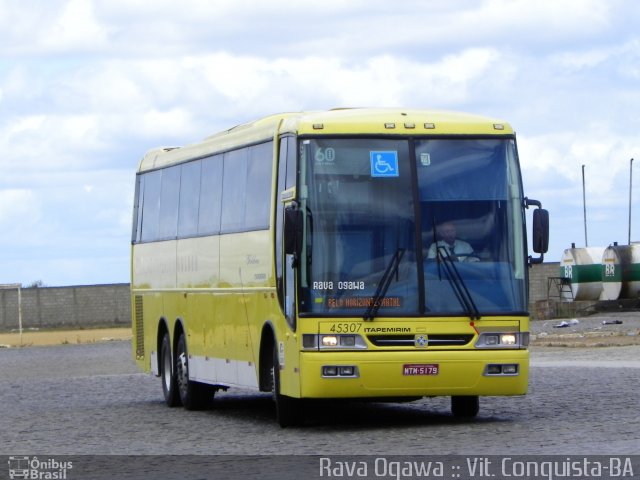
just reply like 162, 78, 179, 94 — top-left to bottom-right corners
137, 142, 273, 241
132, 175, 143, 243
178, 161, 201, 237
275, 138, 289, 283
198, 155, 223, 235
221, 149, 248, 232
416, 139, 508, 201
245, 142, 273, 230
298, 138, 417, 316
286, 137, 297, 188
157, 165, 181, 239
140, 170, 162, 242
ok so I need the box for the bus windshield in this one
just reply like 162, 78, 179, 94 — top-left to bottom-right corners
298, 137, 527, 317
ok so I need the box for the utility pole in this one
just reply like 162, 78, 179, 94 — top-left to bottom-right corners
582, 165, 588, 247
630, 158, 634, 245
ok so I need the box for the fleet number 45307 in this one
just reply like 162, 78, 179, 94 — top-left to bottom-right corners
329, 323, 363, 333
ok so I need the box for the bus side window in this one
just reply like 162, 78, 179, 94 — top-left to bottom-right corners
132, 174, 143, 244
177, 160, 201, 238
275, 139, 287, 284
245, 142, 272, 230
140, 170, 162, 243
198, 155, 223, 235
276, 135, 296, 323
221, 149, 248, 233
157, 165, 180, 240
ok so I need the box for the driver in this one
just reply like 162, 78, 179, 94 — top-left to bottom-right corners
427, 221, 478, 262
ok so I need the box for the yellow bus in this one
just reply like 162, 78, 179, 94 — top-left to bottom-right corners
130, 108, 549, 427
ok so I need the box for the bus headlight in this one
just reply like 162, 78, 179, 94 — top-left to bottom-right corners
475, 332, 527, 349
322, 335, 339, 347
302, 334, 368, 350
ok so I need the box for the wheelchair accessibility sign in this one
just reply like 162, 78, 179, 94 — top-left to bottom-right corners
370, 151, 399, 177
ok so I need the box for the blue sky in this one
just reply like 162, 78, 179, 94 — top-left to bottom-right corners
1, 0, 639, 286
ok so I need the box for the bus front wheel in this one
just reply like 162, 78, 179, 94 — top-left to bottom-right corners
160, 332, 182, 407
451, 395, 479, 418
272, 342, 304, 427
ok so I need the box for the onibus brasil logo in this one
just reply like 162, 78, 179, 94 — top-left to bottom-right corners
8, 456, 73, 479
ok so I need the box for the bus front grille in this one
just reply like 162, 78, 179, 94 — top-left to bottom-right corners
367, 334, 474, 348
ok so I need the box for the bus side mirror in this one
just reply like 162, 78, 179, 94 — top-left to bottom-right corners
284, 207, 303, 258
532, 208, 549, 254
525, 198, 549, 265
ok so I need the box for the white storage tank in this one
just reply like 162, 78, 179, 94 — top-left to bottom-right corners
601, 245, 622, 301
620, 243, 640, 299
559, 247, 605, 301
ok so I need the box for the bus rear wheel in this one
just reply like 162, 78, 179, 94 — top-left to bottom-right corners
175, 333, 214, 410
160, 332, 182, 407
272, 342, 304, 427
451, 395, 479, 418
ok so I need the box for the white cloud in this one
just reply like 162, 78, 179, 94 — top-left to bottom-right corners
0, 114, 105, 171
520, 129, 639, 196
0, 189, 40, 224
178, 48, 503, 114
1, 47, 506, 166
1, 0, 109, 55
1, 0, 627, 59
45, 0, 110, 52
519, 127, 639, 254
470, 0, 611, 35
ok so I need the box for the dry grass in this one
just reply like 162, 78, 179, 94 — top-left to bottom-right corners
0, 328, 132, 348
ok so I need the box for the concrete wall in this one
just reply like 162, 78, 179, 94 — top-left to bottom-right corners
0, 264, 567, 330
0, 284, 130, 331
529, 262, 560, 305
528, 262, 561, 319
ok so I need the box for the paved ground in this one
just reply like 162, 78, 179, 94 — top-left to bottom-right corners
1, 336, 638, 479
1, 316, 637, 478
1, 340, 638, 455
530, 311, 640, 347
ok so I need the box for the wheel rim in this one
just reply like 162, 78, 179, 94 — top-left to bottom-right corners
176, 351, 189, 398
162, 344, 172, 392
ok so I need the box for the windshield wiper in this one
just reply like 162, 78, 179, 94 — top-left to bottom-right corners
364, 248, 405, 322
435, 245, 481, 320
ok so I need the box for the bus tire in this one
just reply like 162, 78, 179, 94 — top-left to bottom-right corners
160, 332, 182, 407
451, 395, 479, 418
272, 342, 303, 427
176, 333, 213, 410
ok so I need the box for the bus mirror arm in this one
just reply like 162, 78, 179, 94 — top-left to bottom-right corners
524, 198, 541, 209
284, 207, 304, 265
525, 198, 549, 264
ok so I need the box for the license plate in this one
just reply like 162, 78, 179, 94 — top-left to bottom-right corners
403, 364, 439, 376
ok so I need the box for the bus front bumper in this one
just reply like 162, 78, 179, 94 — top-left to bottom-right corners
298, 349, 528, 398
